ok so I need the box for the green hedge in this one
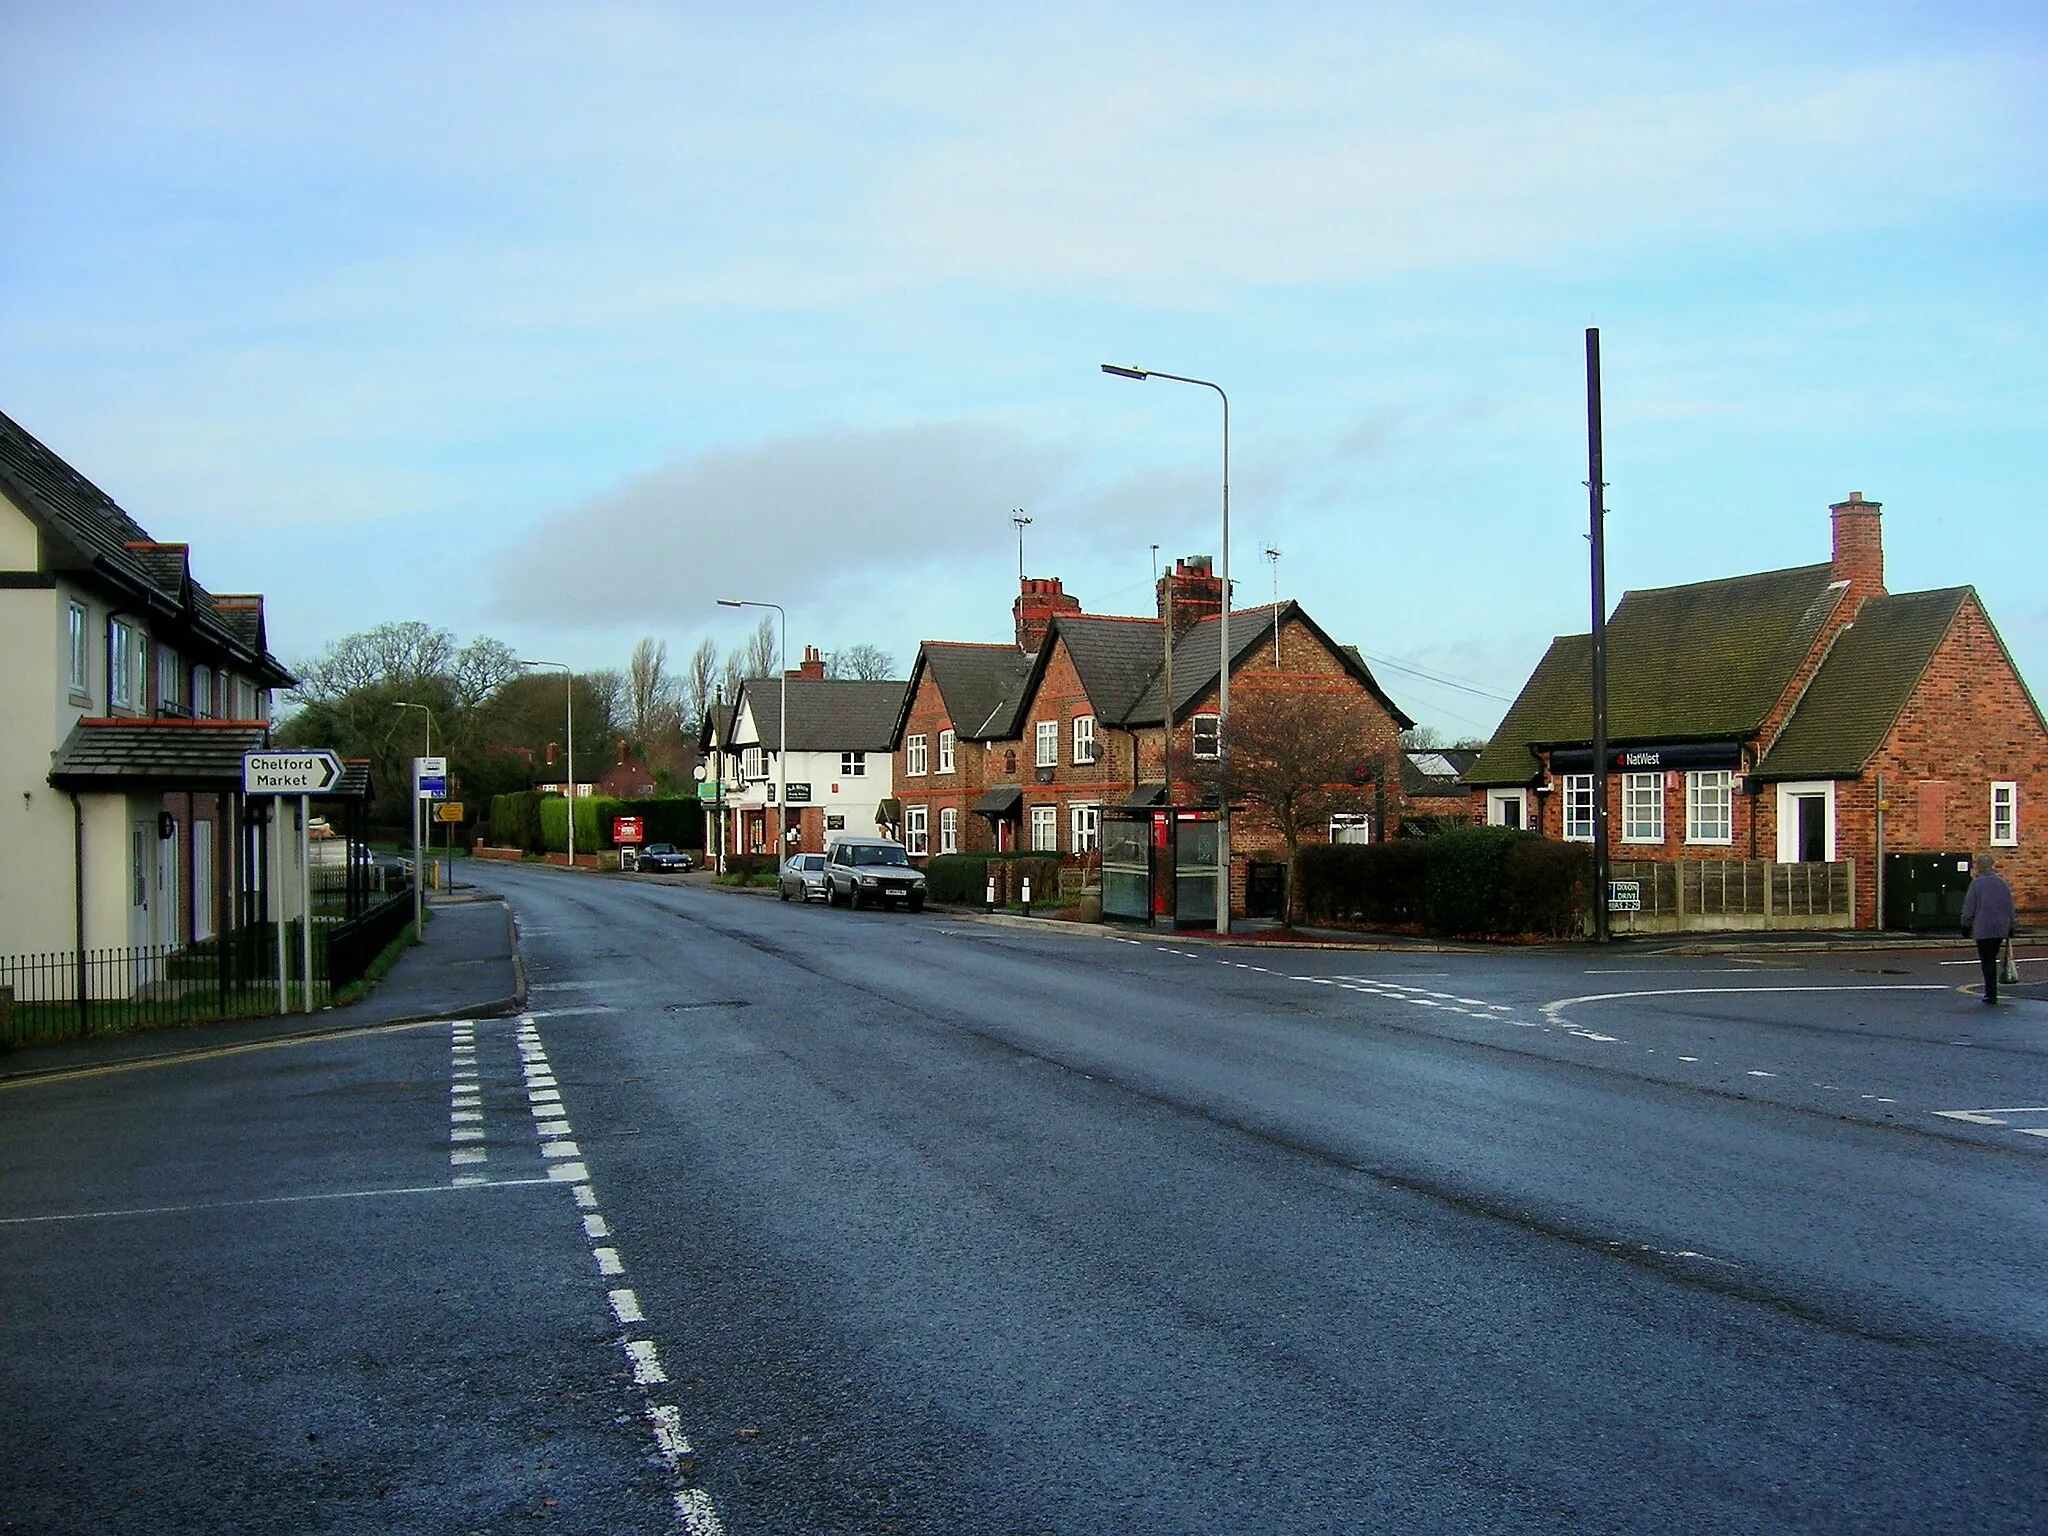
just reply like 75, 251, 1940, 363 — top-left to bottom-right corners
920, 852, 1062, 906
720, 853, 776, 883
1294, 829, 1589, 937
488, 791, 549, 855
924, 853, 989, 904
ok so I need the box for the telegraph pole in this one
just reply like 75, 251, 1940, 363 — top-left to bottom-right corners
1587, 327, 1612, 944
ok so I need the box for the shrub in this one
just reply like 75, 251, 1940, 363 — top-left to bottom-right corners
1499, 836, 1593, 938
924, 854, 989, 904
1295, 842, 1430, 926
720, 853, 775, 884
489, 791, 548, 854
1424, 826, 1590, 937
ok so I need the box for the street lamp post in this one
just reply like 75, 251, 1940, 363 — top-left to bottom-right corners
1102, 363, 1232, 935
717, 600, 788, 858
520, 661, 574, 868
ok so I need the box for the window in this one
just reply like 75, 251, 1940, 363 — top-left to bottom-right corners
109, 620, 135, 707
1686, 771, 1733, 844
1030, 804, 1058, 852
191, 665, 213, 719
1622, 772, 1664, 843
742, 746, 766, 781
938, 730, 955, 774
1193, 713, 1220, 760
906, 734, 927, 776
1992, 782, 2018, 846
1562, 774, 1595, 842
1330, 813, 1372, 844
939, 807, 958, 854
841, 750, 867, 777
1035, 721, 1058, 767
904, 805, 928, 855
67, 603, 88, 695
1070, 801, 1099, 853
1486, 789, 1525, 829
156, 644, 181, 714
192, 819, 215, 942
1072, 715, 1096, 764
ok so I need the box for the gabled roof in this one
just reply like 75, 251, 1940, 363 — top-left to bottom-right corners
904, 642, 1035, 742
0, 409, 294, 685
1119, 604, 1414, 731
49, 718, 271, 789
1756, 588, 1970, 781
1466, 562, 1847, 786
1401, 747, 1479, 796
730, 677, 909, 752
698, 703, 735, 752
1052, 615, 1172, 722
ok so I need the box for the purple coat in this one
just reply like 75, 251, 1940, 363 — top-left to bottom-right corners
1961, 873, 2016, 941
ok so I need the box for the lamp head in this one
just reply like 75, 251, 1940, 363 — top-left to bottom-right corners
716, 599, 743, 609
1100, 364, 1148, 380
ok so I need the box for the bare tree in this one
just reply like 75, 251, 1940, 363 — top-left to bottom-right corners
718, 651, 745, 708
824, 642, 896, 681
1204, 687, 1398, 923
683, 638, 719, 731
742, 615, 778, 678
581, 669, 627, 739
1399, 724, 1447, 751
628, 637, 682, 740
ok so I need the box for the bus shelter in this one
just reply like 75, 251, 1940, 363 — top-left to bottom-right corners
1100, 798, 1223, 929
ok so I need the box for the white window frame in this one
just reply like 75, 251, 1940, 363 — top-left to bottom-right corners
1685, 770, 1733, 845
109, 620, 135, 708
906, 734, 928, 776
156, 643, 181, 713
1070, 801, 1099, 854
904, 804, 929, 855
841, 751, 867, 777
1072, 715, 1096, 764
1622, 772, 1665, 844
1035, 720, 1058, 768
67, 602, 89, 697
1561, 774, 1595, 842
1991, 782, 2018, 847
1773, 780, 1838, 864
1192, 713, 1220, 761
192, 818, 215, 942
1330, 813, 1372, 844
742, 746, 766, 781
939, 806, 958, 854
937, 730, 955, 774
1030, 804, 1058, 852
1485, 789, 1526, 829
191, 665, 213, 720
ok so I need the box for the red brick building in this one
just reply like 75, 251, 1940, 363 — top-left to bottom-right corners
1467, 495, 2048, 929
891, 557, 1415, 914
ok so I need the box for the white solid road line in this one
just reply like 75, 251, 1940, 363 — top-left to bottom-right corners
0, 1177, 560, 1226
1541, 983, 1945, 1026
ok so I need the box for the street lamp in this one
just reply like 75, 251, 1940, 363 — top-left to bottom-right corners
519, 660, 574, 868
717, 600, 788, 857
1101, 362, 1232, 935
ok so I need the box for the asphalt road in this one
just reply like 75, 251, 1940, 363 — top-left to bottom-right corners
3, 866, 2044, 1534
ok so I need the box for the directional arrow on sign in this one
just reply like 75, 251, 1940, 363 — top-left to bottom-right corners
242, 750, 345, 795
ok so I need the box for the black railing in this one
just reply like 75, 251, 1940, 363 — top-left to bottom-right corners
328, 888, 416, 992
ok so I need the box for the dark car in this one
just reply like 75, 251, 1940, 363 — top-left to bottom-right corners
637, 843, 694, 873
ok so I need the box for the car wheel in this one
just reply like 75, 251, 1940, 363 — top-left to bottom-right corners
779, 886, 791, 901
850, 885, 865, 910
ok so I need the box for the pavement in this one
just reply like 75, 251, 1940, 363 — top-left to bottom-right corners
0, 892, 523, 1084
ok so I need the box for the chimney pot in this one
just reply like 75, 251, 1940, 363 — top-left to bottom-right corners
1829, 493, 1885, 607
1015, 575, 1081, 653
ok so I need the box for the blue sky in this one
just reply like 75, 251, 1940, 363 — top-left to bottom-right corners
3, 1, 2043, 739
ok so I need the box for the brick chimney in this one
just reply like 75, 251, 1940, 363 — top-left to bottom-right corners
618, 737, 629, 765
789, 644, 826, 680
1829, 492, 1885, 608
1014, 576, 1082, 653
1157, 555, 1224, 638
545, 741, 558, 766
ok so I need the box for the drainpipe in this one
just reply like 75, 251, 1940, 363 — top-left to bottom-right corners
70, 792, 87, 1036
1873, 772, 1885, 931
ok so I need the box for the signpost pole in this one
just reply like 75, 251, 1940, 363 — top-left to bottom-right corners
272, 800, 287, 1014
299, 793, 313, 1013
1587, 327, 1612, 945
411, 758, 424, 941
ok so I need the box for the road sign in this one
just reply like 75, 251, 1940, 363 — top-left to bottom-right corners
435, 802, 465, 823
415, 755, 447, 798
614, 815, 644, 844
696, 780, 722, 803
1607, 880, 1642, 912
242, 750, 343, 795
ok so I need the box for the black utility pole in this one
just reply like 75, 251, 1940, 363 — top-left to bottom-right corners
1587, 327, 1611, 944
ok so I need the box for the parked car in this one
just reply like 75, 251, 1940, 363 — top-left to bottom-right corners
822, 836, 925, 911
778, 853, 829, 902
638, 843, 694, 873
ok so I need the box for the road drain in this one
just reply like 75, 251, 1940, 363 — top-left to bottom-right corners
664, 1000, 751, 1012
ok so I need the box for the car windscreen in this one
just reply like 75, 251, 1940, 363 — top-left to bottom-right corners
849, 845, 910, 866
802, 856, 825, 870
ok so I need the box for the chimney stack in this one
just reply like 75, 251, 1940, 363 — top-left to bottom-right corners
1014, 576, 1082, 653
1829, 492, 1885, 609
1157, 555, 1224, 638
790, 644, 826, 680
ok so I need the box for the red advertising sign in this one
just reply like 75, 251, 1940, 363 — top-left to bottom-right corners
613, 816, 644, 845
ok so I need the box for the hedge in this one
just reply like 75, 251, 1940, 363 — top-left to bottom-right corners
1294, 829, 1589, 937
922, 853, 1063, 906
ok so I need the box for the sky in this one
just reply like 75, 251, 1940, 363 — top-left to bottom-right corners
3, 1, 2044, 741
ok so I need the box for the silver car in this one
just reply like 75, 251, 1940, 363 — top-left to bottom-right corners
778, 853, 828, 903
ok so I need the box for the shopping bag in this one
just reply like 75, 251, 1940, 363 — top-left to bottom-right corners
2001, 939, 2021, 987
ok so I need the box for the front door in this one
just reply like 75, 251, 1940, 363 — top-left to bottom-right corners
1796, 795, 1826, 863
129, 818, 152, 950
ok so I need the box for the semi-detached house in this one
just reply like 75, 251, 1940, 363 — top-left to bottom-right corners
0, 408, 297, 967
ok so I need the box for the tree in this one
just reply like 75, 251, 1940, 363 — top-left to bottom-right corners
825, 642, 896, 681
1202, 687, 1397, 924
628, 637, 682, 740
683, 638, 719, 732
742, 615, 778, 679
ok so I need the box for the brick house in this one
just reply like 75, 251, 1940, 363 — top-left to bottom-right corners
892, 557, 1415, 914
0, 407, 296, 965
1465, 494, 2047, 929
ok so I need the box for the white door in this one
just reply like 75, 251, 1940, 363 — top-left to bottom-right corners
193, 820, 215, 942
129, 819, 152, 951
157, 823, 180, 950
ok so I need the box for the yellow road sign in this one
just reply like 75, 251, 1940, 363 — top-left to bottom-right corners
435, 801, 465, 822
